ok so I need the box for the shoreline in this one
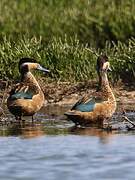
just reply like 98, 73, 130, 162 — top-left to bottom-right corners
1, 80, 135, 112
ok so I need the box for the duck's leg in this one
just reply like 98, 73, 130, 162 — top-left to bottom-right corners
32, 115, 34, 123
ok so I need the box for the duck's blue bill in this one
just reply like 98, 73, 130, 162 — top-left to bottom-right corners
37, 65, 50, 73
108, 66, 112, 71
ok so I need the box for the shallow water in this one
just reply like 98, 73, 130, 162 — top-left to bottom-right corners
0, 105, 135, 180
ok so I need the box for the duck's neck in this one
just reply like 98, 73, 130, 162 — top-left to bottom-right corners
101, 72, 115, 102
21, 72, 41, 89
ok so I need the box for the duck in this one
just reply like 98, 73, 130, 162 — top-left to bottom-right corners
64, 55, 116, 128
7, 58, 49, 120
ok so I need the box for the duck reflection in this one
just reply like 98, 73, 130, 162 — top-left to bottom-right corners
21, 124, 44, 139
0, 118, 115, 141
69, 126, 115, 143
1, 122, 45, 138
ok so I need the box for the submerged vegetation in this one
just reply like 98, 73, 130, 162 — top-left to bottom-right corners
0, 0, 135, 83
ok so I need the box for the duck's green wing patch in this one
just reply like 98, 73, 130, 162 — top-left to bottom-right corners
9, 83, 38, 100
10, 92, 33, 100
71, 97, 103, 112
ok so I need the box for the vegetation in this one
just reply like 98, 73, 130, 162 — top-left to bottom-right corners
0, 0, 135, 83
0, 36, 135, 83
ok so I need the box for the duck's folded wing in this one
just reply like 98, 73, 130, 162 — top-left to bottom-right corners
71, 97, 103, 112
10, 92, 33, 100
9, 83, 39, 100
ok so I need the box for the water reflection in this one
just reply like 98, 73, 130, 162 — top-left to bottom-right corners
0, 122, 45, 138
0, 120, 115, 144
69, 126, 114, 143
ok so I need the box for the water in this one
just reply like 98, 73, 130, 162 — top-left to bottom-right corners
0, 105, 135, 180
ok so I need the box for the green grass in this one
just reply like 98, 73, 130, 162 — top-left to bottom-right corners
0, 0, 135, 84
0, 36, 135, 84
0, 0, 135, 47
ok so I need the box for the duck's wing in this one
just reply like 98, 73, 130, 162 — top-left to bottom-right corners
71, 88, 108, 112
9, 83, 39, 100
71, 96, 103, 112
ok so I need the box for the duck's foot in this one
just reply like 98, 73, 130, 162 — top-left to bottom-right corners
32, 116, 34, 123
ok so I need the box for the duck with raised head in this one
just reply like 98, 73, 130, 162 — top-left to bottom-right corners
64, 55, 116, 128
7, 58, 49, 120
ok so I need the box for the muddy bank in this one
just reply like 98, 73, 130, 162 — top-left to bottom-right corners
42, 81, 135, 112
0, 80, 135, 112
